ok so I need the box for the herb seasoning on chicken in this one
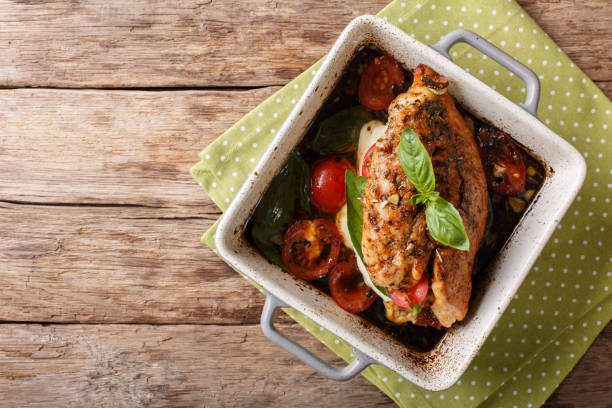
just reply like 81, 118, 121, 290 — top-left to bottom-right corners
362, 65, 488, 328
246, 48, 545, 352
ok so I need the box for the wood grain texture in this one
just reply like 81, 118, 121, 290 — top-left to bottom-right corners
0, 0, 609, 88
0, 87, 278, 209
1, 83, 609, 210
0, 323, 393, 407
0, 84, 610, 407
0, 201, 298, 324
0, 0, 391, 88
1, 86, 611, 324
0, 0, 610, 406
0, 88, 293, 324
0, 323, 608, 407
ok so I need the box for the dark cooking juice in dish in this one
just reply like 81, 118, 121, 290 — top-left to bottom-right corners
245, 47, 546, 353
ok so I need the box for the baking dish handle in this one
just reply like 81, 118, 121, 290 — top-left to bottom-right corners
260, 294, 376, 381
431, 29, 540, 117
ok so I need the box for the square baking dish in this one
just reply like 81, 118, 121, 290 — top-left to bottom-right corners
214, 15, 586, 390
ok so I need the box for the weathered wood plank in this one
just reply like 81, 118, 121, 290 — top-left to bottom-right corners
0, 202, 294, 324
0, 1, 609, 406
0, 0, 390, 88
0, 0, 609, 88
0, 87, 278, 209
0, 323, 608, 407
1, 83, 611, 322
2, 202, 606, 406
0, 323, 393, 407
1, 82, 611, 209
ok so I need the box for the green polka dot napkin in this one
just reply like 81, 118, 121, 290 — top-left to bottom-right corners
191, 0, 612, 406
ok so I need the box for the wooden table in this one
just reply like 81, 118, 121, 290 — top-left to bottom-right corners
0, 0, 609, 406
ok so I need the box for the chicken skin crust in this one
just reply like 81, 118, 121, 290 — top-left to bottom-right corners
362, 64, 488, 328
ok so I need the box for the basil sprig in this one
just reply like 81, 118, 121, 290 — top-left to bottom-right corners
398, 128, 470, 251
425, 195, 470, 251
345, 170, 388, 297
398, 128, 436, 193
344, 170, 367, 261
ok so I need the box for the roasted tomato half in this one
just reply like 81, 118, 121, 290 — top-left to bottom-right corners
329, 257, 377, 313
361, 143, 376, 178
476, 127, 526, 195
358, 56, 405, 111
388, 274, 429, 308
281, 219, 341, 280
310, 156, 356, 214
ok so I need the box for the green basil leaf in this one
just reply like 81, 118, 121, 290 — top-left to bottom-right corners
407, 191, 439, 206
344, 170, 368, 262
407, 193, 424, 206
375, 284, 389, 297
249, 152, 310, 268
398, 127, 436, 194
346, 171, 389, 298
312, 106, 374, 154
397, 127, 468, 251
412, 303, 421, 317
425, 196, 470, 251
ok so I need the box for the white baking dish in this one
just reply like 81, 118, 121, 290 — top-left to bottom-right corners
214, 15, 586, 391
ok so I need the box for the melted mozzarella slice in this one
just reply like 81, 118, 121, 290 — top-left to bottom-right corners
355, 253, 391, 302
336, 204, 390, 301
335, 204, 353, 251
356, 120, 386, 175
337, 117, 392, 302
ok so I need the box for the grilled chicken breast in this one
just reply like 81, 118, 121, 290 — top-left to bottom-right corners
361, 64, 488, 328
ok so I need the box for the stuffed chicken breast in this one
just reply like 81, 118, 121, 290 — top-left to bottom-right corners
361, 64, 488, 328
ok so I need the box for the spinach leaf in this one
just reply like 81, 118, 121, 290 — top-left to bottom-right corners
249, 152, 310, 267
425, 196, 470, 251
398, 127, 436, 194
312, 106, 374, 154
344, 170, 367, 262
295, 152, 311, 213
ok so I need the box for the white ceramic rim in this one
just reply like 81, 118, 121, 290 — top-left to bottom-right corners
214, 15, 586, 390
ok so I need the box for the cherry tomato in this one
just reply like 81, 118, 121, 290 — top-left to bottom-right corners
389, 274, 429, 308
388, 289, 412, 308
329, 258, 377, 313
410, 274, 429, 304
281, 219, 341, 280
358, 56, 406, 111
310, 156, 356, 214
476, 127, 526, 195
361, 143, 376, 178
